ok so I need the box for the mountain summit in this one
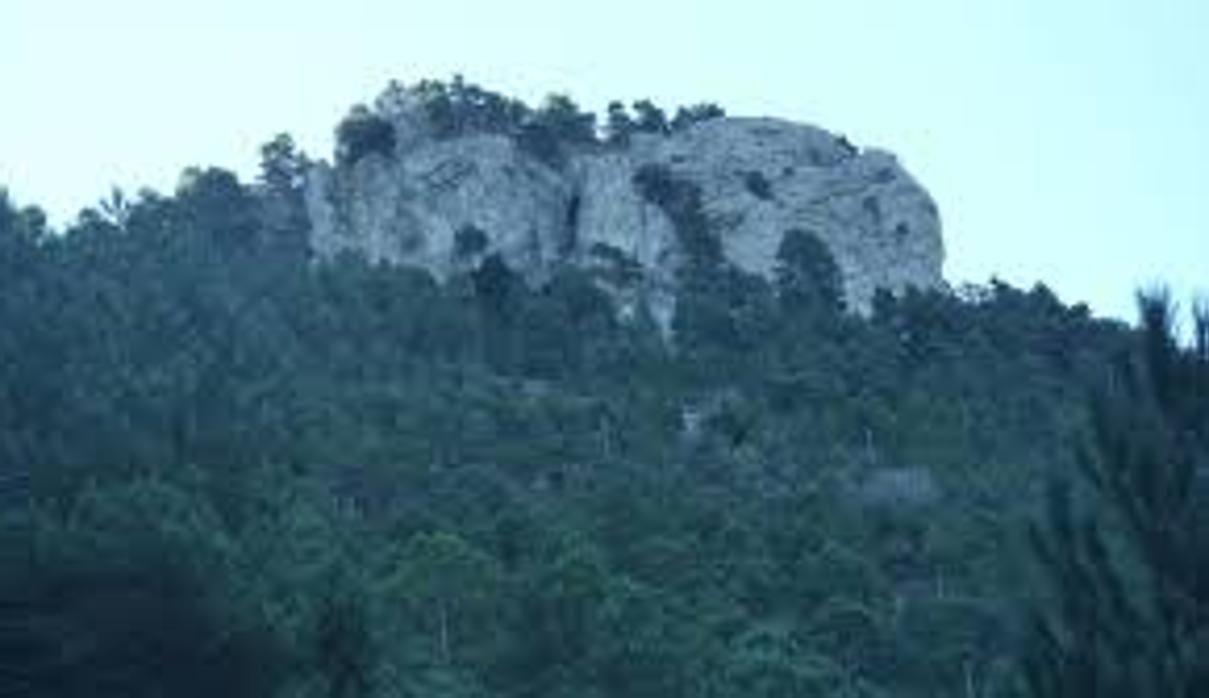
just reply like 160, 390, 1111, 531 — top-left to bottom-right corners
304, 80, 944, 323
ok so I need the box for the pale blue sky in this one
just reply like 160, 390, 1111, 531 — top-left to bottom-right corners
4, 1, 1205, 323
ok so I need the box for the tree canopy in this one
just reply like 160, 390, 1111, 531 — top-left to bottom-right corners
2, 85, 1199, 697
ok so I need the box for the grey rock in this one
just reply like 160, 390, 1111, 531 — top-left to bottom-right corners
304, 97, 944, 322
307, 134, 572, 282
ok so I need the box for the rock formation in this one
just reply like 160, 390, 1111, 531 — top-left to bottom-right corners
304, 85, 944, 323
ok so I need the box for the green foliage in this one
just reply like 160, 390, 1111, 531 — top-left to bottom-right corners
510, 93, 598, 167
0, 188, 48, 267
513, 120, 565, 167
406, 75, 531, 139
632, 163, 720, 265
336, 106, 397, 166
365, 78, 725, 165
0, 119, 1160, 697
454, 224, 489, 259
632, 99, 669, 134
533, 93, 597, 145
313, 570, 377, 698
744, 170, 773, 200
607, 100, 722, 143
776, 228, 844, 316
1022, 292, 1209, 698
257, 133, 312, 255
378, 78, 601, 167
259, 132, 308, 191
605, 100, 635, 145
671, 102, 726, 131
178, 166, 260, 246
387, 532, 503, 668
24, 479, 284, 698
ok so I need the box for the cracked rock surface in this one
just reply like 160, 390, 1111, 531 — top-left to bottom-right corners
305, 108, 944, 317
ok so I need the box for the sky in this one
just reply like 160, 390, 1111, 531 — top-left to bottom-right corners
3, 0, 1206, 325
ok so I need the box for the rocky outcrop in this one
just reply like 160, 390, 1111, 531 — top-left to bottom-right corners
304, 94, 944, 321
308, 135, 574, 280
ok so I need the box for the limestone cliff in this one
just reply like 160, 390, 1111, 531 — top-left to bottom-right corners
304, 86, 944, 321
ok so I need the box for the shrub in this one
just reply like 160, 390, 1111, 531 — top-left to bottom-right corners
515, 121, 564, 168
534, 94, 597, 145
743, 171, 773, 200
633, 164, 720, 266
605, 101, 635, 146
632, 99, 669, 135
454, 224, 489, 259
336, 106, 396, 166
670, 103, 726, 131
775, 228, 844, 314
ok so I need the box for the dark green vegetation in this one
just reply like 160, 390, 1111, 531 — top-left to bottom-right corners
3, 82, 1206, 698
336, 76, 726, 166
1023, 294, 1209, 697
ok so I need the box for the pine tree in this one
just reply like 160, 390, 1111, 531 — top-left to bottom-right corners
1022, 291, 1209, 697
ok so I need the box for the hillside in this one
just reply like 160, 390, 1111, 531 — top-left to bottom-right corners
3, 79, 1206, 698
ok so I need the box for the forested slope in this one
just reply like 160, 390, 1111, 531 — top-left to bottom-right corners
2, 105, 1203, 697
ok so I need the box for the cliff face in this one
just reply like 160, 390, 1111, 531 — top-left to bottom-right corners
304, 95, 944, 320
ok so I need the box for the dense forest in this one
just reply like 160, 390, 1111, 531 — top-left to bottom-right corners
3, 83, 1207, 697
